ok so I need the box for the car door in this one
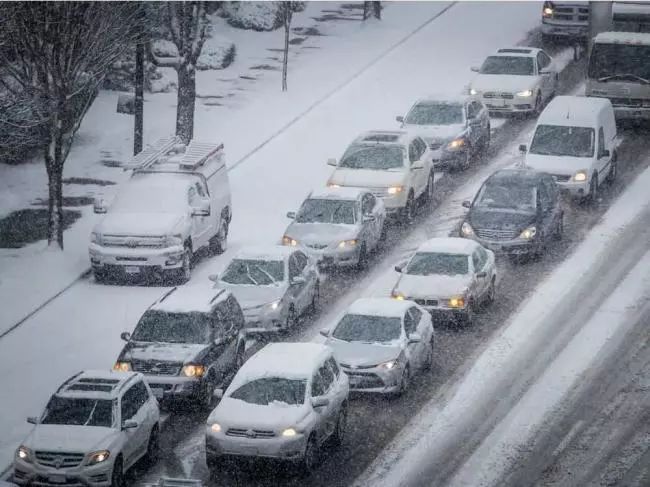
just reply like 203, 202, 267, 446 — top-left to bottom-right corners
288, 252, 311, 313
310, 368, 335, 444
536, 181, 555, 243
188, 184, 210, 248
210, 299, 240, 384
360, 193, 380, 249
466, 102, 481, 147
596, 126, 610, 184
403, 309, 422, 369
119, 382, 149, 468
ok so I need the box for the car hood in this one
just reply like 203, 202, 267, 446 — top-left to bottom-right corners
394, 273, 471, 299
25, 424, 117, 453
325, 339, 401, 367
471, 74, 537, 93
123, 341, 207, 364
524, 153, 591, 175
94, 212, 185, 236
469, 209, 537, 231
217, 282, 286, 310
285, 223, 360, 246
402, 123, 466, 145
328, 168, 406, 188
209, 397, 310, 431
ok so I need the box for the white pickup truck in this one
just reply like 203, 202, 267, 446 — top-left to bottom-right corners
89, 137, 232, 284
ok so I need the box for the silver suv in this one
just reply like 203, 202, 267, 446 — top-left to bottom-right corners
13, 370, 160, 486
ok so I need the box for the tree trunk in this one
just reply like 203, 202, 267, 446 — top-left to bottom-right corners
363, 1, 370, 20
373, 1, 381, 19
282, 18, 290, 92
134, 42, 144, 155
44, 114, 65, 249
176, 63, 196, 143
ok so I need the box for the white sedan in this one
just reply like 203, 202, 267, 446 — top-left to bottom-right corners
391, 237, 497, 325
469, 47, 558, 115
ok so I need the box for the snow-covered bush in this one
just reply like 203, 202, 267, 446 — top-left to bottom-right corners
222, 2, 283, 31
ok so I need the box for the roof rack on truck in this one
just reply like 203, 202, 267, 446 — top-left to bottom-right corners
121, 135, 182, 171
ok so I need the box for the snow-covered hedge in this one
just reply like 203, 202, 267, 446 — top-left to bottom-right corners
221, 2, 283, 31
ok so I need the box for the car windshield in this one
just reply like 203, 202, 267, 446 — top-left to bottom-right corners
41, 396, 114, 428
405, 103, 464, 125
530, 125, 595, 158
131, 310, 212, 344
221, 259, 285, 285
296, 199, 357, 225
111, 182, 188, 214
332, 314, 402, 343
480, 56, 534, 76
406, 252, 469, 276
339, 145, 405, 170
230, 378, 306, 406
475, 182, 537, 213
588, 43, 650, 82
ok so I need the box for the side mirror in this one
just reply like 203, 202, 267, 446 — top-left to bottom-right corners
394, 263, 404, 273
540, 68, 551, 74
470, 66, 480, 73
291, 276, 307, 285
476, 271, 487, 278
411, 161, 424, 170
327, 158, 338, 167
362, 213, 376, 223
213, 388, 224, 400
122, 419, 138, 430
319, 328, 330, 337
311, 396, 330, 408
120, 331, 131, 342
462, 200, 471, 209
408, 332, 422, 344
191, 198, 210, 217
519, 144, 528, 154
93, 198, 108, 214
599, 149, 610, 159
27, 416, 38, 425
208, 274, 219, 282
286, 211, 296, 219
396, 115, 404, 123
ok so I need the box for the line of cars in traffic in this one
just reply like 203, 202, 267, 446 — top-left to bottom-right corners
13, 41, 624, 485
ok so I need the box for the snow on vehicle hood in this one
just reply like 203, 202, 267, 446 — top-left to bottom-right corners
285, 222, 360, 247
469, 209, 537, 231
94, 212, 185, 236
123, 342, 207, 364
25, 424, 117, 453
328, 168, 406, 188
471, 74, 537, 94
325, 338, 401, 367
393, 273, 471, 299
402, 123, 466, 145
209, 397, 310, 432
524, 154, 592, 175
217, 282, 286, 310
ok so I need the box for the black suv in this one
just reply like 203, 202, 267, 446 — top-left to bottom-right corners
459, 169, 563, 259
114, 286, 248, 408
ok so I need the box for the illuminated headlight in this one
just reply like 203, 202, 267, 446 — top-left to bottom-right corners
519, 226, 537, 240
90, 232, 102, 245
573, 170, 588, 182
282, 235, 298, 246
113, 361, 131, 372
447, 138, 466, 150
16, 446, 32, 462
470, 88, 479, 95
87, 450, 110, 466
378, 360, 397, 370
387, 186, 404, 195
165, 234, 183, 247
181, 364, 206, 378
327, 183, 341, 188
210, 423, 222, 433
338, 239, 358, 249
448, 296, 466, 308
543, 6, 553, 16
282, 427, 297, 437
391, 290, 405, 300
461, 221, 474, 237
516, 90, 533, 98
267, 299, 281, 311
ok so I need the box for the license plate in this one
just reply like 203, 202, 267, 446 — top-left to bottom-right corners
489, 244, 502, 252
241, 445, 258, 455
151, 387, 164, 399
48, 475, 66, 484
124, 266, 140, 274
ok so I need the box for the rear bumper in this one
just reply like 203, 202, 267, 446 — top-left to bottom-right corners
341, 366, 402, 394
467, 236, 540, 256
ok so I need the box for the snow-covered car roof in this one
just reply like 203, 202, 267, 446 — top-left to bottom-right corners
415, 237, 479, 256
56, 369, 139, 400
149, 285, 229, 314
346, 297, 413, 318
537, 95, 611, 128
489, 168, 549, 185
491, 47, 542, 58
351, 130, 412, 147
234, 245, 297, 261
414, 93, 471, 106
594, 31, 650, 45
308, 187, 365, 201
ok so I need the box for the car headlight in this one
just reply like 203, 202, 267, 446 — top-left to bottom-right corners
267, 299, 281, 311
461, 221, 474, 237
282, 235, 298, 246
387, 186, 404, 195
282, 427, 297, 437
391, 290, 405, 300
448, 296, 466, 308
164, 234, 183, 247
516, 89, 533, 97
87, 450, 110, 466
338, 239, 358, 248
113, 361, 131, 372
447, 138, 466, 150
378, 360, 397, 370
181, 364, 206, 378
210, 423, 222, 433
90, 232, 102, 245
327, 183, 341, 188
470, 88, 479, 95
573, 170, 588, 182
543, 6, 553, 17
519, 226, 537, 240
16, 446, 32, 462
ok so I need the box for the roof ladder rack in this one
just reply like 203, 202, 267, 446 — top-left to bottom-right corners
122, 135, 182, 171
179, 141, 224, 171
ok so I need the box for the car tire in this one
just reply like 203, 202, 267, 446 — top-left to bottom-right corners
145, 425, 160, 465
423, 171, 435, 206
209, 219, 229, 255
423, 339, 434, 371
310, 281, 320, 312
402, 191, 416, 225
606, 153, 618, 184
301, 435, 319, 474
93, 270, 107, 285
110, 456, 124, 487
394, 365, 410, 397
554, 213, 564, 241
485, 277, 496, 306
331, 404, 347, 446
356, 242, 368, 270
169, 244, 192, 285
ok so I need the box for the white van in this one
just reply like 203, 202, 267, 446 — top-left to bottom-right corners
520, 96, 618, 200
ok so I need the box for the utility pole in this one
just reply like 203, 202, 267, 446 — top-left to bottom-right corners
134, 41, 144, 155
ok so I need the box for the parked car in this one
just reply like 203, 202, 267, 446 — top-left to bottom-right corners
282, 187, 386, 269
460, 168, 564, 259
13, 370, 160, 487
210, 246, 320, 333
90, 137, 231, 284
521, 96, 618, 201
326, 130, 435, 223
397, 94, 491, 170
320, 298, 435, 395
391, 238, 496, 325
114, 285, 248, 409
205, 343, 349, 472
469, 47, 559, 115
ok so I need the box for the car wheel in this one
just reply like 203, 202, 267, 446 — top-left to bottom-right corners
145, 425, 160, 464
206, 455, 222, 476
93, 270, 107, 285
402, 191, 416, 225
534, 92, 543, 115
395, 365, 410, 397
209, 220, 229, 255
356, 242, 368, 269
331, 405, 347, 446
423, 171, 435, 206
423, 339, 434, 371
110, 456, 124, 487
301, 435, 319, 473
554, 213, 564, 241
310, 281, 320, 312
588, 175, 599, 204
485, 277, 496, 305
284, 306, 297, 332
606, 154, 617, 184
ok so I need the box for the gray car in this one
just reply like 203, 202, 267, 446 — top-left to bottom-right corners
397, 94, 491, 170
283, 187, 386, 269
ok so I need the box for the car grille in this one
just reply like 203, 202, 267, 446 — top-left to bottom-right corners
550, 6, 589, 23
412, 298, 439, 307
35, 451, 85, 468
345, 371, 385, 389
306, 243, 328, 250
339, 362, 375, 370
476, 228, 518, 240
102, 234, 166, 249
226, 428, 276, 439
131, 360, 182, 376
608, 97, 647, 108
551, 174, 571, 183
483, 92, 514, 100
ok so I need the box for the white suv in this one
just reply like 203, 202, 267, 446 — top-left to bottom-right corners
13, 370, 160, 487
326, 131, 435, 223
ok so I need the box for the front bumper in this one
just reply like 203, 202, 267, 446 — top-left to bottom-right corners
206, 429, 307, 461
302, 245, 360, 268
395, 296, 470, 320
431, 148, 470, 170
541, 22, 588, 38
466, 235, 541, 256
340, 364, 402, 394
142, 374, 203, 402
88, 243, 185, 275
13, 456, 113, 486
479, 94, 536, 113
557, 179, 590, 197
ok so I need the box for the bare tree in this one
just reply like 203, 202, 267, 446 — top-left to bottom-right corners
363, 1, 382, 20
277, 2, 305, 92
0, 2, 142, 249
148, 2, 210, 143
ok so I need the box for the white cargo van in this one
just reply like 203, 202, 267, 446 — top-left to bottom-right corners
520, 96, 618, 200
89, 136, 232, 284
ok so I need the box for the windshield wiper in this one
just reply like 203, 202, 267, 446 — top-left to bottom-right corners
252, 265, 277, 285
244, 265, 260, 286
598, 73, 650, 84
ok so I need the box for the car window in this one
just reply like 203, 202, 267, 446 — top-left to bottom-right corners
408, 307, 422, 333
361, 194, 374, 215
121, 381, 147, 421
540, 51, 551, 68
188, 185, 199, 206
477, 247, 489, 268
403, 312, 416, 336
326, 357, 340, 378
311, 370, 326, 397
194, 181, 206, 197
319, 364, 335, 392
414, 137, 427, 159
409, 141, 419, 163
598, 127, 605, 156
288, 255, 300, 280
294, 251, 308, 272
